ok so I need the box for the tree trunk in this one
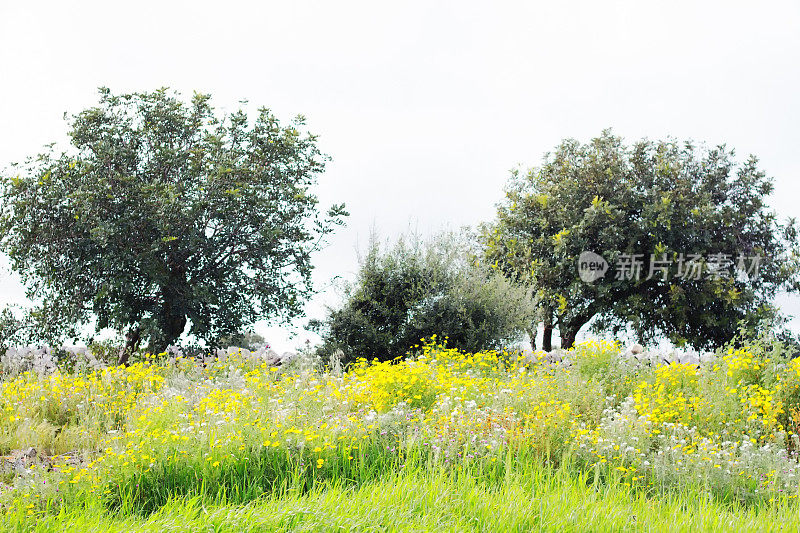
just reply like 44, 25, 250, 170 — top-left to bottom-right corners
149, 269, 189, 354
117, 326, 141, 366
560, 320, 589, 349
542, 323, 553, 352
526, 326, 537, 351
561, 330, 577, 349
149, 313, 187, 355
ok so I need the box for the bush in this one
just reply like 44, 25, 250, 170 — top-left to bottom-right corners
311, 231, 536, 364
216, 330, 268, 351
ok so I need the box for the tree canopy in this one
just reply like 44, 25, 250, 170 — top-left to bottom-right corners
484, 131, 800, 350
0, 88, 347, 363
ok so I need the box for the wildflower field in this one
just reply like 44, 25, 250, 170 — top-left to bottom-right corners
2, 339, 800, 531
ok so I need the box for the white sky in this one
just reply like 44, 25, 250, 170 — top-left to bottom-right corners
1, 0, 798, 350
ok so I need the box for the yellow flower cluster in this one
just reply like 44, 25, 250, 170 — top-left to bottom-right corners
1, 362, 165, 441
740, 384, 784, 431
632, 363, 707, 426
721, 347, 763, 384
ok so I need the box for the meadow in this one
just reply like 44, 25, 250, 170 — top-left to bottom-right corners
1, 338, 800, 532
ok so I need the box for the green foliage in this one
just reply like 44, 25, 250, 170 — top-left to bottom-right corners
0, 88, 347, 360
0, 305, 82, 353
0, 308, 22, 353
312, 232, 536, 363
484, 130, 800, 350
86, 338, 143, 367
216, 329, 268, 351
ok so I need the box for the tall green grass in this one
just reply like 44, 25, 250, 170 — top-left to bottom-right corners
5, 465, 798, 532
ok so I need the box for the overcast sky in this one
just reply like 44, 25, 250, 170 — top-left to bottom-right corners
1, 0, 798, 350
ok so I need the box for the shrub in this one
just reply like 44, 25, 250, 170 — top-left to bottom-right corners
216, 330, 268, 351
311, 232, 536, 364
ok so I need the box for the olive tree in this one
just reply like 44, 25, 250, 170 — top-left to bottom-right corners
312, 232, 536, 363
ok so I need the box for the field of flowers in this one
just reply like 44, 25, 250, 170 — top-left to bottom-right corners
2, 339, 800, 531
